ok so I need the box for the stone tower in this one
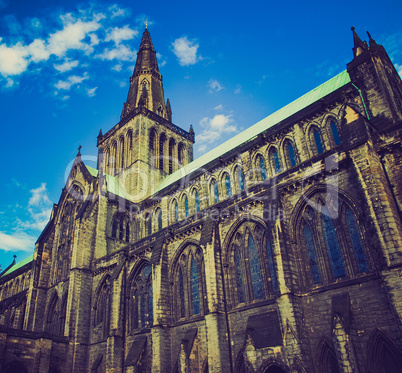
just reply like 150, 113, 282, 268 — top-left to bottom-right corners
96, 27, 195, 201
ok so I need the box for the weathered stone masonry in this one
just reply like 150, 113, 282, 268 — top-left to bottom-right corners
1, 27, 402, 373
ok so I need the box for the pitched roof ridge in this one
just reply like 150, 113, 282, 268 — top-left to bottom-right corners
154, 70, 351, 194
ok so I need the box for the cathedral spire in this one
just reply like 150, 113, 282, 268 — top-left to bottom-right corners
351, 27, 368, 57
121, 28, 169, 120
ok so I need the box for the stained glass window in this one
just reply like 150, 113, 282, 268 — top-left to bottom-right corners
179, 268, 185, 318
225, 174, 231, 197
191, 257, 200, 315
321, 206, 345, 278
273, 150, 281, 174
238, 168, 245, 192
234, 247, 245, 303
195, 191, 200, 212
184, 197, 189, 217
346, 209, 368, 273
314, 129, 324, 154
287, 142, 296, 167
304, 225, 321, 284
213, 182, 219, 203
258, 155, 267, 180
266, 237, 278, 293
174, 201, 179, 222
248, 235, 263, 299
331, 121, 341, 145
147, 214, 152, 235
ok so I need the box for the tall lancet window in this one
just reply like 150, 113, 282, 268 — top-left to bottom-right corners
159, 134, 166, 171
120, 137, 125, 170
169, 138, 175, 174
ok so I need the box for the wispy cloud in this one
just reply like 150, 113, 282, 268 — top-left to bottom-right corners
171, 36, 201, 66
234, 85, 242, 94
105, 25, 138, 45
87, 87, 97, 97
208, 79, 224, 93
0, 5, 140, 91
54, 73, 89, 90
54, 59, 79, 72
196, 114, 238, 154
0, 231, 36, 252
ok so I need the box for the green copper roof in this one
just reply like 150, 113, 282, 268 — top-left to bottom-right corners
154, 70, 351, 194
85, 165, 134, 201
1, 254, 34, 278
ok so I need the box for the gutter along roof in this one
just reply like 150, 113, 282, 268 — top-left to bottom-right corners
85, 70, 351, 200
154, 70, 351, 194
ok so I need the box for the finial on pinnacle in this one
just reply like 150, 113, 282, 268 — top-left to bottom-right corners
77, 145, 82, 156
351, 26, 355, 32
146, 20, 148, 29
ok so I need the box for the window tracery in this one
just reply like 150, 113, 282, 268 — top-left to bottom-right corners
173, 245, 207, 320
129, 264, 153, 331
297, 195, 369, 288
227, 221, 278, 308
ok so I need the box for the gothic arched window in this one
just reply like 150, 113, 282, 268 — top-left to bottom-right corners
224, 173, 231, 197
120, 136, 125, 169
169, 138, 175, 174
228, 222, 278, 308
129, 264, 153, 331
159, 134, 166, 172
172, 201, 179, 223
256, 155, 267, 181
174, 246, 207, 320
284, 140, 297, 168
345, 208, 368, 273
211, 180, 219, 204
156, 208, 163, 231
297, 196, 370, 289
235, 167, 245, 192
184, 196, 189, 218
195, 191, 200, 212
312, 128, 324, 155
270, 148, 281, 174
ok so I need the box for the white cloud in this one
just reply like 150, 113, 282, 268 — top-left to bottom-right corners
0, 232, 36, 252
28, 183, 51, 207
234, 85, 242, 94
0, 42, 29, 76
109, 4, 130, 18
214, 104, 223, 110
196, 114, 238, 154
96, 44, 136, 61
54, 59, 79, 72
172, 36, 200, 66
208, 79, 224, 93
54, 73, 89, 90
87, 87, 97, 97
112, 64, 122, 72
105, 25, 137, 45
47, 19, 101, 57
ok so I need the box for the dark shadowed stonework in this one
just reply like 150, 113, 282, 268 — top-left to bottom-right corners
1, 27, 402, 373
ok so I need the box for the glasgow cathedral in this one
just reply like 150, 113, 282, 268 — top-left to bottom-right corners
0, 26, 402, 373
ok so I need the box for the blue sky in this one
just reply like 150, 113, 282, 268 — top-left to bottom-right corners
1, 0, 402, 270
